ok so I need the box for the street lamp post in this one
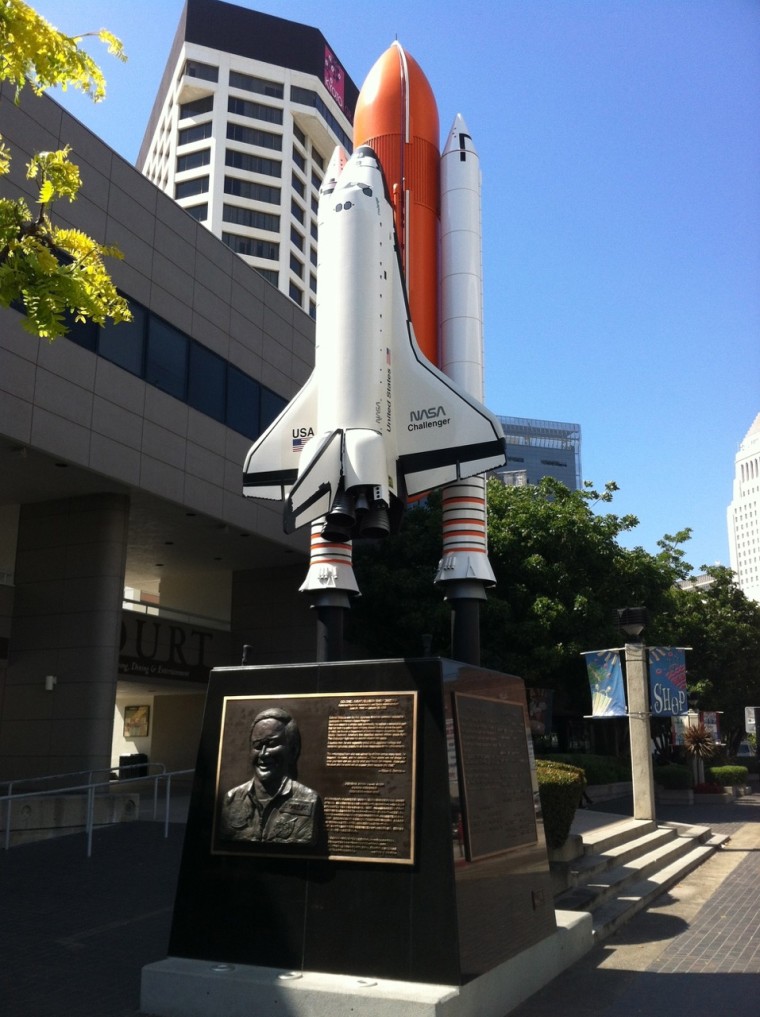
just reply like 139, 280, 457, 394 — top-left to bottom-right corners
618, 608, 656, 822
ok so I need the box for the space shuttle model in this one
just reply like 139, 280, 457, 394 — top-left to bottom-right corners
242, 142, 506, 543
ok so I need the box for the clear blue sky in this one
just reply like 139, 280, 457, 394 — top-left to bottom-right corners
30, 0, 760, 574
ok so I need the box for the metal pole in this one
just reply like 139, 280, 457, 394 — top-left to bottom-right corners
450, 596, 481, 666
86, 783, 95, 858
164, 774, 172, 840
315, 603, 345, 662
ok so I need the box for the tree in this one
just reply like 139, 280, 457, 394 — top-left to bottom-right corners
350, 478, 760, 751
657, 566, 760, 752
351, 478, 703, 717
0, 0, 131, 338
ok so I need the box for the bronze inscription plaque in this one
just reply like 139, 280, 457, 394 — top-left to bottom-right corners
453, 693, 537, 861
212, 691, 417, 864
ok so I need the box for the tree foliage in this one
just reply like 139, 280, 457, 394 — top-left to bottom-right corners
654, 566, 760, 750
350, 478, 760, 733
0, 0, 130, 338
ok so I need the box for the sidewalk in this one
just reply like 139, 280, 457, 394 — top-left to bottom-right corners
511, 792, 760, 1017
2, 794, 758, 1017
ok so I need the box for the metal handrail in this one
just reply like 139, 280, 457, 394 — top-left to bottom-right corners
0, 765, 194, 856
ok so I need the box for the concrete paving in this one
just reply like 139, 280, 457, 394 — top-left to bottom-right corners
2, 793, 759, 1017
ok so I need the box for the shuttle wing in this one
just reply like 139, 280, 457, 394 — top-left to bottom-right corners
390, 254, 506, 497
242, 374, 318, 500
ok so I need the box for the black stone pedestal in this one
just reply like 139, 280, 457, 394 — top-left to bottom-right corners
167, 658, 556, 985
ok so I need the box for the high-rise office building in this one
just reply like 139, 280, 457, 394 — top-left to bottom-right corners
492, 416, 582, 490
727, 413, 760, 603
138, 0, 358, 318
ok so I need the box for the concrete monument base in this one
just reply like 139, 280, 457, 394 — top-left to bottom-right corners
141, 910, 592, 1017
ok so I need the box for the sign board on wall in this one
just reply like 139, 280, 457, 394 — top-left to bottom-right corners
119, 612, 234, 684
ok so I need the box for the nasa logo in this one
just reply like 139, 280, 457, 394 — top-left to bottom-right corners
409, 406, 446, 422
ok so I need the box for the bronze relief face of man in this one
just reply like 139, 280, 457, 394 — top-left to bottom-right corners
220, 707, 325, 848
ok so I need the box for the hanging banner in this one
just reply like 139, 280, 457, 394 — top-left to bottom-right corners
583, 650, 627, 717
648, 647, 688, 716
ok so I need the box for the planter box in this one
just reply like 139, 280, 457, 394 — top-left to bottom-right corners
584, 781, 633, 803
655, 788, 694, 805
731, 784, 751, 797
693, 792, 733, 805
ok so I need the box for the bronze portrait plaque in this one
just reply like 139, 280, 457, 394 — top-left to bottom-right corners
212, 691, 418, 863
453, 693, 537, 861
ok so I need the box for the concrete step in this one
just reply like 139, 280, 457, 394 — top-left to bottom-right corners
580, 830, 706, 910
578, 817, 657, 856
591, 835, 728, 941
555, 812, 730, 941
567, 826, 681, 886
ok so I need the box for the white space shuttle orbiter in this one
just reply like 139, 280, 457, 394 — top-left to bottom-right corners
242, 145, 506, 543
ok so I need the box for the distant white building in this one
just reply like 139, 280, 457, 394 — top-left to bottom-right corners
727, 413, 760, 603
137, 0, 358, 319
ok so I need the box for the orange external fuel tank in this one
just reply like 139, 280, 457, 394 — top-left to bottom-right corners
353, 42, 440, 366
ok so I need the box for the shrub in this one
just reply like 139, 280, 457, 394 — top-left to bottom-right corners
538, 753, 631, 785
707, 765, 748, 787
654, 764, 693, 790
536, 759, 585, 850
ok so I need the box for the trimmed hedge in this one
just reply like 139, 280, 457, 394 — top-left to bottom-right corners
538, 753, 631, 785
707, 765, 748, 787
536, 759, 585, 850
654, 764, 693, 789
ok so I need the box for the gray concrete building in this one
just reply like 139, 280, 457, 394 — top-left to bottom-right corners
0, 79, 319, 780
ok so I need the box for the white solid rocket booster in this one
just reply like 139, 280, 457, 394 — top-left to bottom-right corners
435, 115, 496, 594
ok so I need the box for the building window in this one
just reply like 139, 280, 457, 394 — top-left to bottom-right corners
309, 273, 317, 294
222, 232, 279, 260
228, 96, 283, 125
179, 95, 214, 119
310, 246, 317, 267
225, 148, 281, 177
224, 176, 280, 205
293, 123, 306, 147
178, 122, 212, 145
185, 203, 208, 221
226, 365, 261, 438
146, 317, 189, 400
229, 70, 283, 99
175, 176, 209, 199
261, 387, 286, 429
290, 253, 304, 278
177, 148, 210, 173
291, 172, 305, 198
291, 199, 304, 225
309, 299, 316, 319
310, 220, 318, 241
312, 149, 325, 171
99, 300, 146, 374
255, 267, 279, 286
226, 122, 282, 151
65, 314, 98, 352
289, 281, 303, 306
188, 342, 226, 421
223, 204, 280, 232
293, 147, 306, 173
184, 60, 218, 83
311, 169, 322, 191
289, 86, 351, 151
